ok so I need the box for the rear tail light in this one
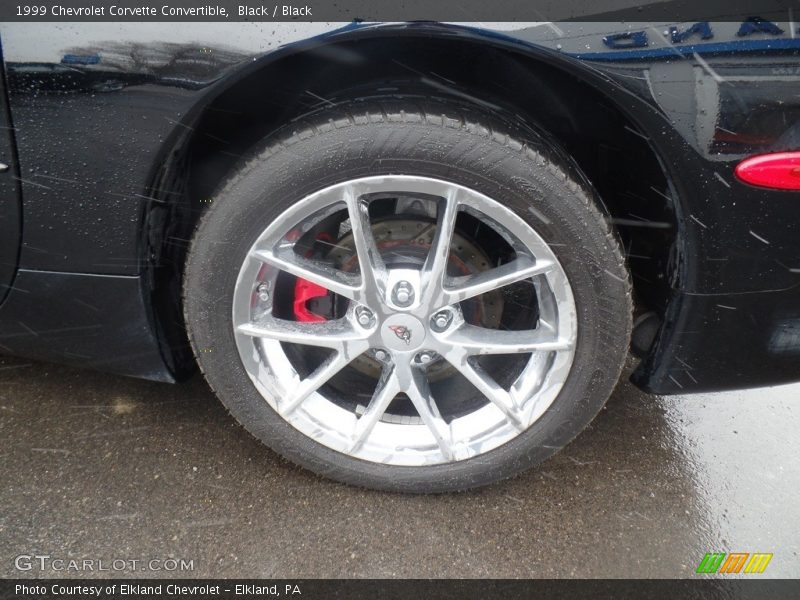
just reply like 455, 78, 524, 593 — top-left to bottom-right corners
735, 152, 800, 190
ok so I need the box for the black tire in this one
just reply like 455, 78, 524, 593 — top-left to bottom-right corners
184, 97, 631, 493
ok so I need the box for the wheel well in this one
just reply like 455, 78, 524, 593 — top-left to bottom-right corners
149, 33, 677, 377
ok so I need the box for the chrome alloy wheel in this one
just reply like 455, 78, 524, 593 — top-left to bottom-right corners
232, 175, 577, 466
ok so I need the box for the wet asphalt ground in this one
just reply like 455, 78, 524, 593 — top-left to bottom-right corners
0, 355, 798, 579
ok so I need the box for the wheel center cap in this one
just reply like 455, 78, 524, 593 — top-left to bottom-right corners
381, 314, 426, 351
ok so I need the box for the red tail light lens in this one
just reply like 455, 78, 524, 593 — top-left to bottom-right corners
735, 152, 800, 190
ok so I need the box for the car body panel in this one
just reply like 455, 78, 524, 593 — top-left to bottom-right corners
0, 43, 21, 306
0, 269, 173, 381
0, 20, 798, 393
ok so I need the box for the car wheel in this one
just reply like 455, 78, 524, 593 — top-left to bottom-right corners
184, 98, 631, 492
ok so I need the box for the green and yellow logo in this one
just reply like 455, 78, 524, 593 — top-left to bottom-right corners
696, 552, 773, 574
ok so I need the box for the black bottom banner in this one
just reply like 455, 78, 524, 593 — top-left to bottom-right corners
3, 579, 800, 600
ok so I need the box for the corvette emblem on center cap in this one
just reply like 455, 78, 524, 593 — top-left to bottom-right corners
388, 325, 412, 345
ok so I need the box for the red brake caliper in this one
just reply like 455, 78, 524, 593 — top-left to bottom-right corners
293, 279, 329, 322
293, 233, 333, 323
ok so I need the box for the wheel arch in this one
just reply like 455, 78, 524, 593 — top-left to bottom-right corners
142, 23, 685, 379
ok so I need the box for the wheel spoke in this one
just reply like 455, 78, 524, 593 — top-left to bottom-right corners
445, 323, 572, 355
442, 256, 554, 305
344, 187, 386, 303
396, 361, 454, 461
349, 365, 401, 452
281, 351, 358, 416
445, 358, 525, 430
237, 315, 369, 351
421, 190, 460, 300
251, 248, 361, 300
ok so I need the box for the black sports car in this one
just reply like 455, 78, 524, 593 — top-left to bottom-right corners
0, 17, 798, 492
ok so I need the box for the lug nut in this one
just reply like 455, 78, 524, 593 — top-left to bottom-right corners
417, 352, 433, 364
392, 280, 415, 307
256, 283, 270, 302
431, 309, 453, 332
375, 350, 387, 361
355, 306, 374, 327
